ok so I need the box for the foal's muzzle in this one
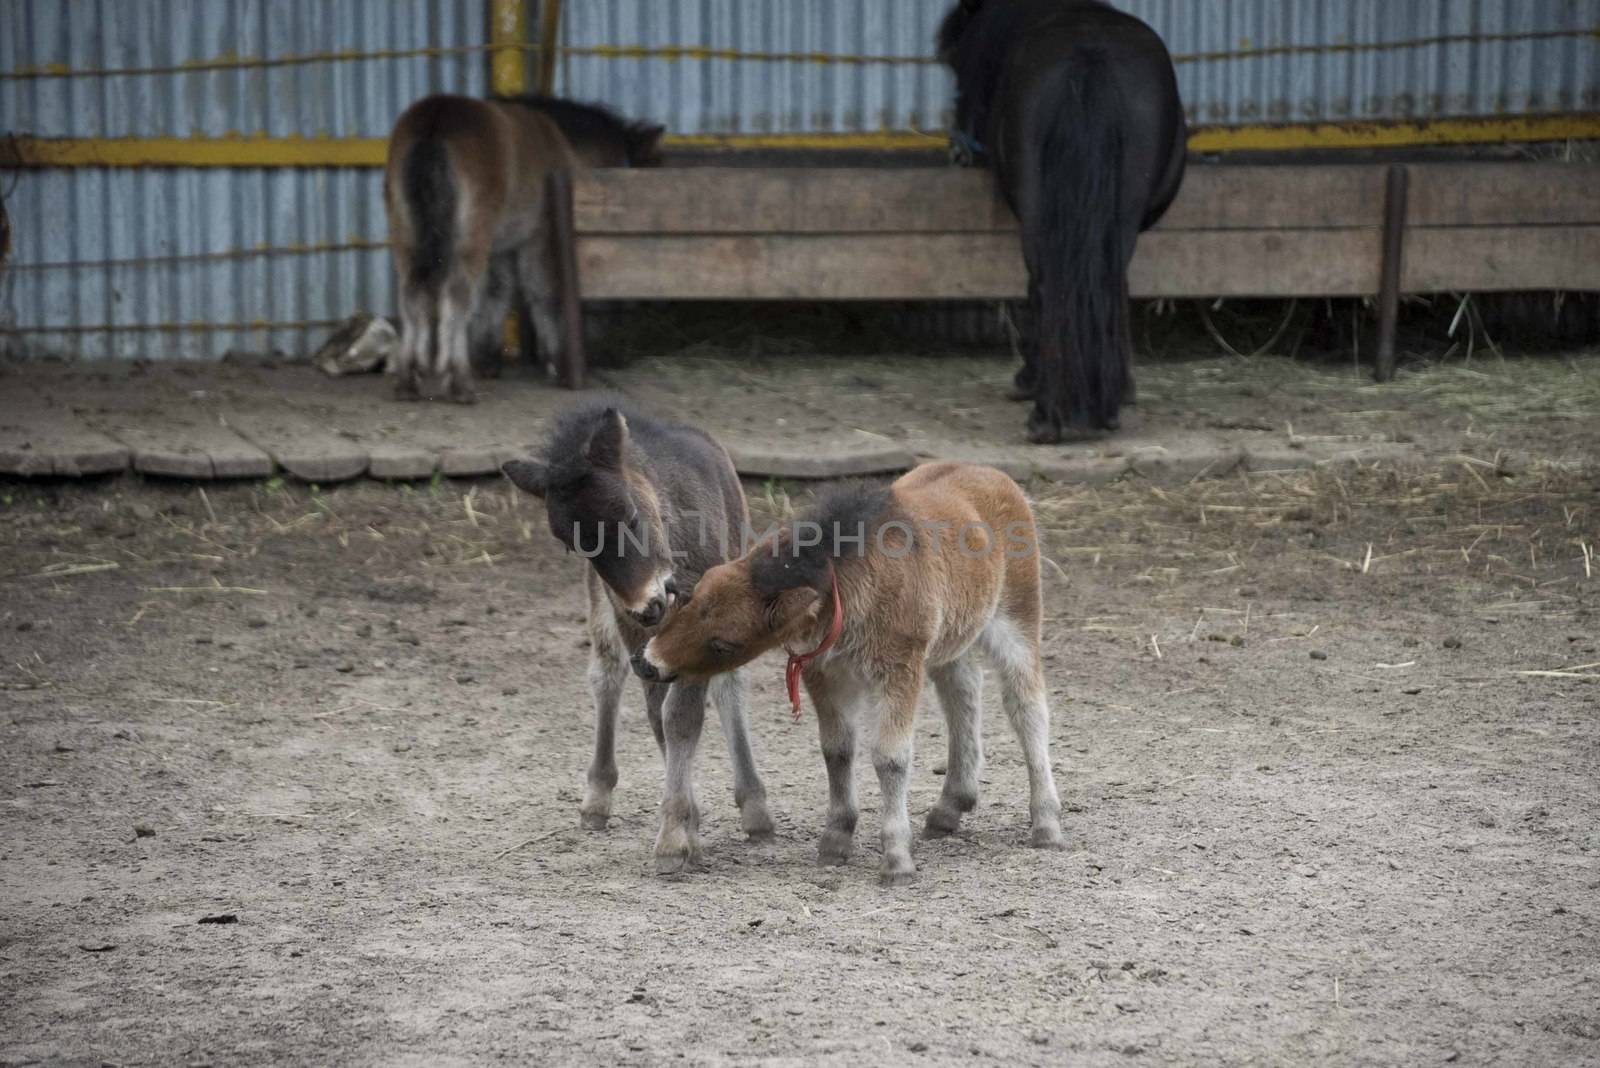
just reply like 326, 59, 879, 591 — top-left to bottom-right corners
629, 596, 667, 628
630, 651, 675, 685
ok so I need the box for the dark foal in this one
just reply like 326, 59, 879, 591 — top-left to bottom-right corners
503, 403, 773, 872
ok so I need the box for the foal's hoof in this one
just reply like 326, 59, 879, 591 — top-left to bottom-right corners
740, 801, 776, 841
922, 805, 964, 839
653, 845, 700, 876
817, 830, 854, 866
879, 863, 918, 888
578, 809, 609, 832
393, 381, 423, 402
1030, 825, 1067, 850
448, 387, 479, 406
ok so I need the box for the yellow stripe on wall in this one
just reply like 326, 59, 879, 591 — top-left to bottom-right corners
5, 115, 1599, 168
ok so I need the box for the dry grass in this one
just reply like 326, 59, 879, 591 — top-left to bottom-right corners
1030, 459, 1596, 603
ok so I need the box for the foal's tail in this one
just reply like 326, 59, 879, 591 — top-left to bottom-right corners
400, 130, 456, 296
1032, 51, 1130, 434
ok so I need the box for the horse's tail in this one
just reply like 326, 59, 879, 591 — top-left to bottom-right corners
1033, 51, 1129, 433
401, 132, 455, 296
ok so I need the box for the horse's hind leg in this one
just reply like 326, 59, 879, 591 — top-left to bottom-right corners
710, 668, 774, 839
979, 616, 1065, 849
438, 274, 479, 404
393, 283, 429, 401
1007, 274, 1042, 402
924, 652, 983, 838
514, 236, 563, 379
467, 251, 516, 380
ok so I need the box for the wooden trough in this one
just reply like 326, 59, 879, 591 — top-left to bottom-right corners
549, 162, 1600, 386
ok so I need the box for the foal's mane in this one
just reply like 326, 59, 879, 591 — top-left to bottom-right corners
751, 481, 898, 597
539, 399, 654, 487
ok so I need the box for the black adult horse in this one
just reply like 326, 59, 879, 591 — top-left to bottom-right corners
938, 0, 1187, 441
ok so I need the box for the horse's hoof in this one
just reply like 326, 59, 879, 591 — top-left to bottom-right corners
394, 383, 423, 402
578, 809, 609, 832
1026, 423, 1062, 445
449, 389, 479, 406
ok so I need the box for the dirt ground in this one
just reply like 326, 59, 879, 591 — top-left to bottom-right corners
3, 352, 1599, 1066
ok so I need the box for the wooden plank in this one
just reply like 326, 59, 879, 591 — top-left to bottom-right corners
366, 444, 438, 481
1131, 229, 1381, 298
1152, 165, 1385, 232
1402, 225, 1600, 293
724, 441, 918, 480
575, 163, 1599, 236
221, 409, 369, 483
0, 383, 129, 477
574, 165, 1388, 236
93, 415, 273, 479
1408, 164, 1600, 228
575, 168, 1012, 236
577, 228, 1382, 301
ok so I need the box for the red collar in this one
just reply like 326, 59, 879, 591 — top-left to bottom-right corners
784, 568, 843, 723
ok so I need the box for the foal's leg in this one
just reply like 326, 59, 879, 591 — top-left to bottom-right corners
644, 679, 667, 754
924, 652, 984, 838
806, 668, 862, 867
709, 668, 775, 839
579, 627, 631, 831
872, 659, 925, 886
654, 680, 708, 874
980, 617, 1065, 849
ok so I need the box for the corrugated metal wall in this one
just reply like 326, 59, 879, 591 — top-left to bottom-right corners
559, 0, 1599, 135
4, 1, 1597, 360
1, 0, 486, 359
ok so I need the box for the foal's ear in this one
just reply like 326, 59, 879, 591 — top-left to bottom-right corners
584, 408, 629, 469
501, 459, 549, 498
765, 585, 824, 635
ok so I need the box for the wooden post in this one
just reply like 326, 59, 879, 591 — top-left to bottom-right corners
1374, 163, 1409, 382
546, 168, 585, 389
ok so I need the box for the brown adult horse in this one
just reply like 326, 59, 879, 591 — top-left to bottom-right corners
385, 95, 663, 402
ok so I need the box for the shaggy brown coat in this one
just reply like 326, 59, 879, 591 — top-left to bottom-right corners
640, 462, 1064, 884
